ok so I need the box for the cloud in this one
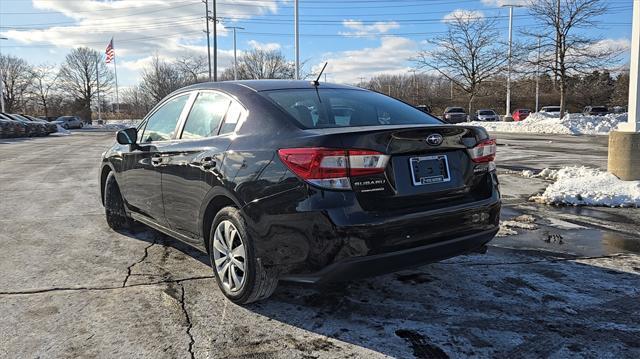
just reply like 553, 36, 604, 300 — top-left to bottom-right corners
247, 40, 281, 51
3, 0, 279, 64
480, 0, 528, 6
312, 37, 417, 83
339, 20, 400, 37
442, 9, 485, 23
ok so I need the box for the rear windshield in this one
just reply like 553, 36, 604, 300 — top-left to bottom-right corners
543, 107, 560, 112
446, 108, 465, 113
591, 107, 607, 112
261, 88, 442, 129
478, 110, 495, 115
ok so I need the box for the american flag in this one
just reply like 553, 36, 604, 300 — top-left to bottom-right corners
105, 38, 115, 63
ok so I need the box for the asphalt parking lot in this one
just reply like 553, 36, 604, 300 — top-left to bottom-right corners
1, 130, 639, 358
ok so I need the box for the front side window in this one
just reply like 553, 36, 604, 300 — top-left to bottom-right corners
181, 92, 231, 139
140, 94, 189, 143
261, 88, 442, 129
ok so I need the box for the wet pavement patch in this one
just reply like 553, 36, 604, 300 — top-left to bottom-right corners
395, 329, 449, 359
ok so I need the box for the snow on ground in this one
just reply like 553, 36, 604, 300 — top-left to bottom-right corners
54, 125, 71, 135
526, 166, 640, 207
462, 112, 627, 135
85, 119, 140, 131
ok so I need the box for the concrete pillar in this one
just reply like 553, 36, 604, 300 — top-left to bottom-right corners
608, 0, 640, 180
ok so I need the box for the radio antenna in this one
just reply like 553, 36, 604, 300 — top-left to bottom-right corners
311, 62, 328, 86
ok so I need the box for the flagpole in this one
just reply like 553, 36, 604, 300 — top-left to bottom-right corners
96, 55, 101, 123
112, 38, 120, 114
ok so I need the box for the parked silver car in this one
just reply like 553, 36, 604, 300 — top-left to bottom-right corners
54, 116, 84, 129
474, 109, 500, 122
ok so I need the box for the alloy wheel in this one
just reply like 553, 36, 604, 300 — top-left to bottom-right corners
212, 220, 247, 293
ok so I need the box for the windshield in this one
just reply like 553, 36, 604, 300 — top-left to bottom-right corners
261, 88, 442, 129
478, 110, 495, 116
543, 107, 560, 112
592, 107, 607, 112
57, 116, 73, 121
446, 108, 465, 113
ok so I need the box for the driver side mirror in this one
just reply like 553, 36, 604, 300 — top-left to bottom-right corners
116, 127, 138, 145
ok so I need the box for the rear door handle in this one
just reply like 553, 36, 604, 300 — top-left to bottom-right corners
151, 155, 163, 167
192, 156, 216, 169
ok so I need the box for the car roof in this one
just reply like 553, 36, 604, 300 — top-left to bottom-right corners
477, 109, 495, 112
182, 80, 363, 93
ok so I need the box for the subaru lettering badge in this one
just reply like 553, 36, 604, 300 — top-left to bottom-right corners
426, 133, 443, 146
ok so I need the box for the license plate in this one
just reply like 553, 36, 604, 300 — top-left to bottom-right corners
409, 155, 451, 186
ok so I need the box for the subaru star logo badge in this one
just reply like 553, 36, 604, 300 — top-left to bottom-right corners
426, 133, 443, 146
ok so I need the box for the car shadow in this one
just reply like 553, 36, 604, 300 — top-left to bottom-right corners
118, 223, 210, 267
244, 247, 639, 357
116, 223, 640, 357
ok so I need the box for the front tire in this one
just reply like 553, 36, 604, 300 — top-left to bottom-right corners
209, 207, 278, 304
104, 172, 132, 230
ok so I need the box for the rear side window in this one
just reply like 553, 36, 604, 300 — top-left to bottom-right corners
219, 101, 244, 135
261, 88, 442, 129
181, 92, 231, 139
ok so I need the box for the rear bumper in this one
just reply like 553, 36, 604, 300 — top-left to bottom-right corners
281, 228, 497, 284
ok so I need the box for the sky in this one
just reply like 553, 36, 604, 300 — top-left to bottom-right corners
0, 0, 634, 89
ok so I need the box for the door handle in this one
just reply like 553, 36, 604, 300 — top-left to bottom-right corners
151, 156, 163, 167
191, 156, 216, 169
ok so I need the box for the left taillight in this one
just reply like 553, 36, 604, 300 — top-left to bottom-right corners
277, 148, 389, 190
468, 139, 496, 163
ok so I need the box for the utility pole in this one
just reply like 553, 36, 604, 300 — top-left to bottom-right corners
359, 76, 365, 87
213, 0, 218, 81
410, 69, 418, 104
607, 0, 640, 180
535, 36, 541, 112
450, 79, 453, 100
203, 0, 212, 81
294, 0, 300, 80
227, 26, 244, 80
501, 4, 522, 121
0, 37, 7, 113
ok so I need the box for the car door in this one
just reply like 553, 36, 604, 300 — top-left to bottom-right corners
160, 91, 241, 239
119, 93, 192, 225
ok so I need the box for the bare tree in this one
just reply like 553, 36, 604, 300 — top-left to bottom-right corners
0, 54, 34, 113
220, 49, 294, 80
58, 47, 114, 121
30, 65, 59, 117
140, 55, 185, 102
121, 85, 155, 119
414, 11, 507, 113
175, 55, 209, 84
526, 0, 624, 118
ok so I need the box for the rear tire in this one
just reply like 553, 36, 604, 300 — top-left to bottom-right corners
209, 207, 278, 304
104, 172, 132, 230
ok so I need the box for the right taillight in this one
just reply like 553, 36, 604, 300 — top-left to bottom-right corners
277, 147, 389, 190
468, 139, 496, 163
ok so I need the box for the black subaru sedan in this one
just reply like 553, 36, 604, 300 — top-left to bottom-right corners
100, 80, 500, 304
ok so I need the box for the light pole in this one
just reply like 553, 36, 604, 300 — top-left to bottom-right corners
502, 4, 522, 121
227, 26, 244, 80
608, 0, 640, 180
203, 0, 212, 81
0, 37, 7, 113
294, 0, 300, 80
535, 36, 541, 112
213, 0, 218, 81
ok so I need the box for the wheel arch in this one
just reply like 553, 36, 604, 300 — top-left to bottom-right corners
99, 163, 116, 206
199, 187, 244, 254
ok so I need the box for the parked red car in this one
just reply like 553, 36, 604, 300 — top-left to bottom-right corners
512, 109, 531, 121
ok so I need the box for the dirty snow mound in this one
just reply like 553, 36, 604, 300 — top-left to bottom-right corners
530, 166, 640, 207
462, 112, 627, 135
497, 215, 538, 237
54, 125, 71, 135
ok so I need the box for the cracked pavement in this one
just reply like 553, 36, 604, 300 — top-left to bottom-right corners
0, 130, 639, 358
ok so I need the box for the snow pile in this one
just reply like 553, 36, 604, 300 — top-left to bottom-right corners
86, 119, 141, 131
462, 112, 627, 135
529, 166, 640, 207
54, 124, 71, 135
497, 215, 538, 237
